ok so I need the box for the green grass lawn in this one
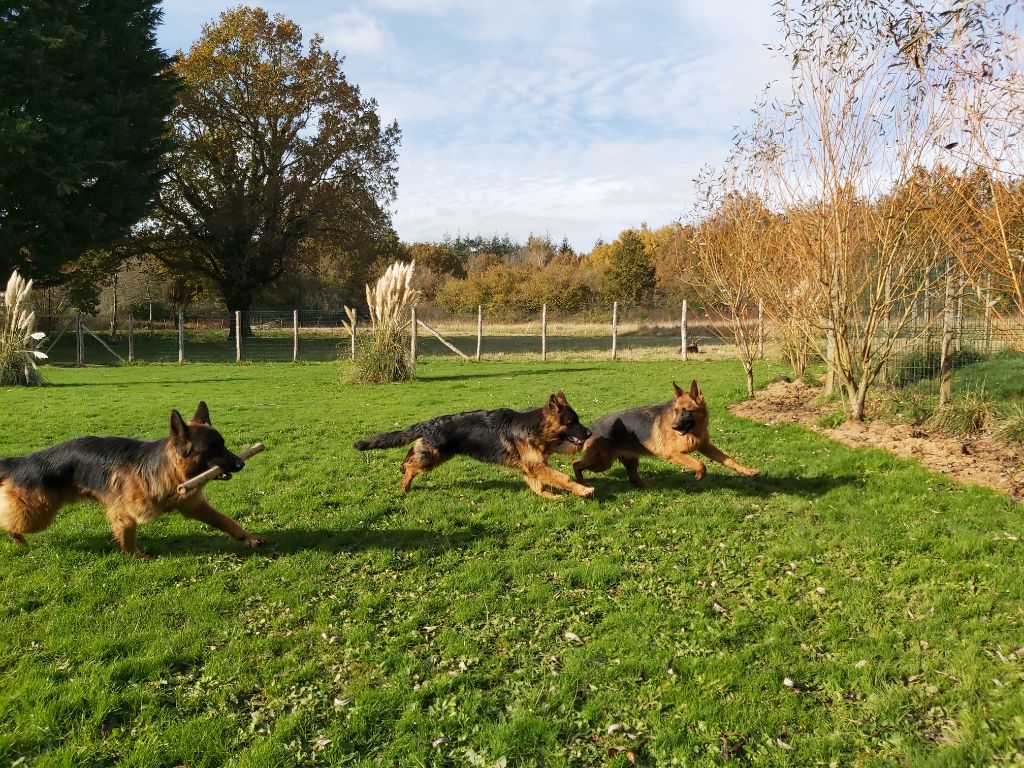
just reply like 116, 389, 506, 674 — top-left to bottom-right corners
1, 359, 1022, 767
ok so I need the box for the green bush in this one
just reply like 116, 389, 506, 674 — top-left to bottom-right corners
992, 401, 1024, 443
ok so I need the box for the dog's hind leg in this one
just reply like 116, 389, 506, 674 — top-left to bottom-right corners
400, 440, 448, 492
619, 456, 651, 489
571, 442, 614, 485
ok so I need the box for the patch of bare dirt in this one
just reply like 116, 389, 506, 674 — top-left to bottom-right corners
731, 379, 1024, 500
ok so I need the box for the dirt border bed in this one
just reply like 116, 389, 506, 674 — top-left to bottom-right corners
731, 379, 1024, 500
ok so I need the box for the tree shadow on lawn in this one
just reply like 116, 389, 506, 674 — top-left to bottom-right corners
45, 375, 262, 388
63, 522, 500, 558
416, 365, 602, 383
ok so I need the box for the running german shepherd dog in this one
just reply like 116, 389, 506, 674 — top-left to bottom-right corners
0, 402, 266, 557
571, 380, 759, 488
354, 392, 595, 498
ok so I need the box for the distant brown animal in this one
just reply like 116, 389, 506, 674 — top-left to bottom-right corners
571, 380, 759, 488
355, 392, 595, 499
0, 403, 266, 557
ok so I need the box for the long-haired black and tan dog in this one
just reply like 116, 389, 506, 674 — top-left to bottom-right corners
0, 402, 266, 557
355, 392, 595, 498
570, 380, 759, 488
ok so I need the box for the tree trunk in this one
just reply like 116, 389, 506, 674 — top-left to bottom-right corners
744, 362, 755, 400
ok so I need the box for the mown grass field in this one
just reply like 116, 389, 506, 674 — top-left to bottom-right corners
1, 359, 1022, 767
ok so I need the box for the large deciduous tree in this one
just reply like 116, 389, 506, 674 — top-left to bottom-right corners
0, 0, 177, 281
149, 7, 400, 335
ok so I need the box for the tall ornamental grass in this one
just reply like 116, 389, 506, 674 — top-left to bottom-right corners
1, 271, 47, 386
355, 261, 421, 383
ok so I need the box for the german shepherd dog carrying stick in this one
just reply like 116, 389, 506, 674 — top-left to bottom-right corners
355, 392, 595, 498
571, 381, 760, 488
0, 402, 266, 557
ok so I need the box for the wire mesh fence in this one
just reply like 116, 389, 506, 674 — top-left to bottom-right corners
33, 304, 744, 366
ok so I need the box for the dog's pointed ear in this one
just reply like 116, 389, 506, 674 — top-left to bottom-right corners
672, 381, 684, 398
169, 410, 190, 442
191, 401, 211, 426
555, 391, 568, 406
546, 393, 558, 411
690, 379, 703, 401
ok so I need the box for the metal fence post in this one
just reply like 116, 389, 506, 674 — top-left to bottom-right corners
235, 311, 242, 362
177, 312, 184, 364
293, 309, 299, 362
127, 314, 134, 363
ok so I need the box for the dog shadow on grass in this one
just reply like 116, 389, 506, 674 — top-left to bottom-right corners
576, 470, 862, 500
63, 522, 500, 558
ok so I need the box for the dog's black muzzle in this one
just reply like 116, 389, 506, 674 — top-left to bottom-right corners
213, 456, 245, 480
564, 427, 592, 446
672, 419, 695, 435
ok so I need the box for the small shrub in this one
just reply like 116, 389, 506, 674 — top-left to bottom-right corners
992, 401, 1024, 443
355, 261, 421, 384
1, 270, 47, 386
817, 409, 845, 428
924, 387, 998, 436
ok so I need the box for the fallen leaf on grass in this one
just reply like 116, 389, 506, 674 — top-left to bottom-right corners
564, 631, 583, 644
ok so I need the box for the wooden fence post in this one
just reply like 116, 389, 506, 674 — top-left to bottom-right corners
76, 312, 84, 366
350, 313, 356, 361
410, 306, 417, 363
681, 300, 688, 361
541, 304, 547, 362
476, 305, 482, 361
984, 274, 993, 353
611, 301, 618, 360
178, 313, 185, 364
293, 309, 299, 362
234, 311, 242, 362
939, 256, 957, 406
757, 298, 765, 359
127, 314, 134, 364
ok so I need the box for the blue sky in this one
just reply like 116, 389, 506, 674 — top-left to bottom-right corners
157, 1, 787, 252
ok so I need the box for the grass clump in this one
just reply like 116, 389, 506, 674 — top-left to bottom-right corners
924, 386, 998, 435
1, 270, 47, 386
354, 261, 421, 384
992, 401, 1024, 443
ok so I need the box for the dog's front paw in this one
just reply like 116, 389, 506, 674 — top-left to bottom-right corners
694, 463, 707, 481
741, 467, 761, 477
244, 534, 268, 548
577, 485, 596, 498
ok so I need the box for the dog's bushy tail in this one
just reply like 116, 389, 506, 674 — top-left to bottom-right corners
354, 425, 423, 451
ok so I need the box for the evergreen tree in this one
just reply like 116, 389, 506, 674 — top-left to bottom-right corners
0, 0, 177, 281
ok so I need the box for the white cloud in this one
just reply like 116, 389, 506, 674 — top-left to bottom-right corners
319, 10, 393, 58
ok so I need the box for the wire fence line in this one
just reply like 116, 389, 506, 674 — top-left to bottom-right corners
30, 304, 1023, 397
33, 304, 739, 365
